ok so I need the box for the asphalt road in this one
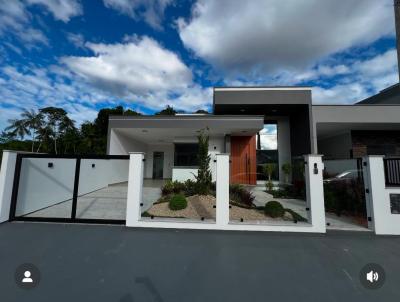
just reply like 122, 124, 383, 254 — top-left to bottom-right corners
0, 222, 399, 302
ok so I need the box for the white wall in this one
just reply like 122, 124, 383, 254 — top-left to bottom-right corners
323, 159, 358, 176
0, 151, 17, 222
363, 156, 400, 235
15, 158, 129, 217
145, 144, 174, 179
126, 154, 326, 233
16, 158, 76, 216
318, 132, 352, 159
172, 168, 198, 182
109, 130, 147, 155
78, 159, 129, 195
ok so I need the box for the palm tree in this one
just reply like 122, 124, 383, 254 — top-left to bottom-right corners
20, 109, 43, 152
5, 119, 29, 140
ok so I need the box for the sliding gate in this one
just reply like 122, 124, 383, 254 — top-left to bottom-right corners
9, 154, 129, 224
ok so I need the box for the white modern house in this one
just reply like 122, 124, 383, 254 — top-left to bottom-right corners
107, 87, 400, 184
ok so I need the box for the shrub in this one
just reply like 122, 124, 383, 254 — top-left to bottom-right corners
161, 181, 174, 196
266, 180, 274, 192
229, 184, 255, 207
264, 201, 285, 218
172, 181, 185, 194
169, 194, 187, 211
183, 179, 197, 196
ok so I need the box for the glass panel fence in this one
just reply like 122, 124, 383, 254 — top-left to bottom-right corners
323, 158, 368, 229
15, 157, 76, 218
229, 157, 309, 225
76, 159, 129, 220
140, 169, 216, 223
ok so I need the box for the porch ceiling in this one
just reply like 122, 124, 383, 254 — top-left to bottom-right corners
109, 115, 263, 144
114, 126, 259, 144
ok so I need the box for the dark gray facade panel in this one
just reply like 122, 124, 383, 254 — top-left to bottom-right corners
214, 89, 312, 108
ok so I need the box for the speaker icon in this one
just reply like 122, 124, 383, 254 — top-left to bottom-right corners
366, 270, 379, 283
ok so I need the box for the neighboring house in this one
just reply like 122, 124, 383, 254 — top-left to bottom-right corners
107, 87, 400, 184
357, 83, 400, 105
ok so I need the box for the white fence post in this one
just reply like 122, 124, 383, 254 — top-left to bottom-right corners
304, 154, 326, 233
126, 152, 144, 227
0, 151, 17, 223
362, 156, 400, 235
216, 154, 230, 226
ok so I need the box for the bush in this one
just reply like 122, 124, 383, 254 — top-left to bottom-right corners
169, 194, 187, 211
183, 179, 197, 197
161, 181, 174, 196
264, 201, 285, 218
266, 180, 273, 192
229, 184, 255, 207
172, 181, 185, 194
323, 179, 366, 216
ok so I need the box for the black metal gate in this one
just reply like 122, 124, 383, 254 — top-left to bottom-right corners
9, 154, 129, 224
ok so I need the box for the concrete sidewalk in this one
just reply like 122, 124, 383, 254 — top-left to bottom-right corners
1, 222, 399, 302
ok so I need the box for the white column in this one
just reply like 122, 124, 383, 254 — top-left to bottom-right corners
304, 154, 326, 233
216, 154, 230, 226
126, 152, 144, 227
362, 156, 400, 235
0, 151, 17, 223
277, 117, 291, 183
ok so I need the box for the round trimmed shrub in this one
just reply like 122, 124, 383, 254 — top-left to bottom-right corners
169, 194, 187, 211
264, 201, 284, 218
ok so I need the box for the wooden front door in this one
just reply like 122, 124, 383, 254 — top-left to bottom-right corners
230, 136, 257, 185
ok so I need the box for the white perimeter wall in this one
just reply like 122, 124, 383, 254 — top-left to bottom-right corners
16, 158, 129, 216
363, 156, 400, 235
0, 151, 17, 222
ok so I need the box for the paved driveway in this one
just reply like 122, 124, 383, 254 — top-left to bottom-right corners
20, 179, 164, 219
1, 222, 399, 302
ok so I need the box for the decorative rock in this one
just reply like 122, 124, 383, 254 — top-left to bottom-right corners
283, 211, 293, 221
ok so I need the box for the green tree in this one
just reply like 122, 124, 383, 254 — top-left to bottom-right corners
264, 163, 276, 181
194, 128, 212, 195
194, 109, 209, 114
39, 107, 75, 154
155, 105, 177, 115
5, 119, 29, 141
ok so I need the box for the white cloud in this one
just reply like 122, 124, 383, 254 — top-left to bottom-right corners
0, 0, 48, 46
178, 0, 394, 77
62, 37, 192, 94
313, 49, 399, 104
66, 32, 85, 48
26, 0, 83, 22
103, 0, 173, 29
0, 0, 82, 48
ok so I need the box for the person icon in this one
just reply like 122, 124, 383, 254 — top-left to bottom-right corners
22, 271, 33, 283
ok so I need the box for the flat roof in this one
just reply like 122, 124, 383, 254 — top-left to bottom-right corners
214, 86, 312, 91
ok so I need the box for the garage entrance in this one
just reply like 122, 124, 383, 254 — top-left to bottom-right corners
9, 154, 129, 224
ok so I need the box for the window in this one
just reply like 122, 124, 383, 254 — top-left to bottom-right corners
257, 124, 277, 150
390, 194, 400, 214
174, 143, 199, 166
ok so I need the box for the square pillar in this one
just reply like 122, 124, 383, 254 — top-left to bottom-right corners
304, 154, 326, 233
216, 154, 230, 226
0, 151, 17, 223
126, 152, 144, 227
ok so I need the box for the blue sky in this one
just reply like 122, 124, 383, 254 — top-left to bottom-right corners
0, 0, 398, 130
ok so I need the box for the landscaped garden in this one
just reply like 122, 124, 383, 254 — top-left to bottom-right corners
144, 129, 307, 223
